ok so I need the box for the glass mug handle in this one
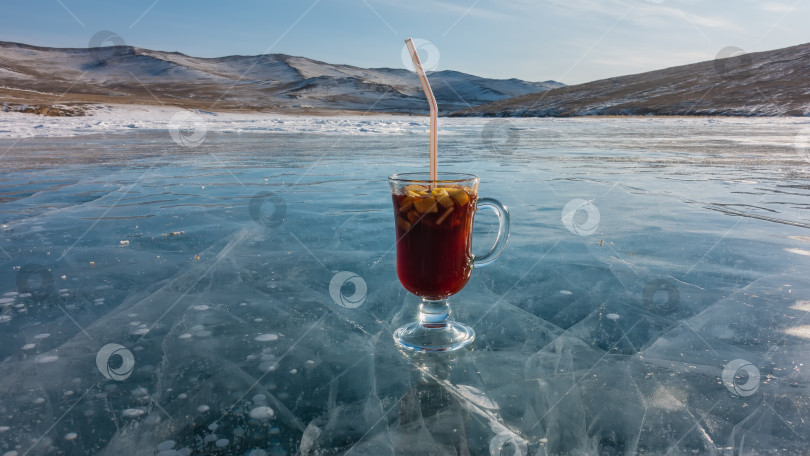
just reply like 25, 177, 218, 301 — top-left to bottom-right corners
472, 197, 510, 268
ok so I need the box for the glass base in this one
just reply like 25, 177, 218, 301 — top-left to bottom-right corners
393, 321, 475, 353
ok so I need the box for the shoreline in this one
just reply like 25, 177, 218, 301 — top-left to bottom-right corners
1, 102, 809, 142
4, 101, 810, 120
3, 88, 809, 120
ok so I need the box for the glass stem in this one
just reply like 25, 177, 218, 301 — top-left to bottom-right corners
418, 298, 451, 328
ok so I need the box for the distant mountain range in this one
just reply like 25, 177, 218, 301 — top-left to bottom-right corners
0, 41, 562, 114
453, 42, 810, 117
3, 41, 808, 117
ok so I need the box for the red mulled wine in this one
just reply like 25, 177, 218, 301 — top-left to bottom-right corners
392, 185, 477, 300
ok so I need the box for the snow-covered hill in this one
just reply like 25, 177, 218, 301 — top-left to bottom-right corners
0, 41, 562, 114
452, 42, 810, 117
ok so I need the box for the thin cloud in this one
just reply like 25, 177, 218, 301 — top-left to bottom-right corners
528, 0, 738, 31
760, 2, 796, 13
365, 0, 513, 22
651, 5, 737, 31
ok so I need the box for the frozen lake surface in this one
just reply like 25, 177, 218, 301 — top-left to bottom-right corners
1, 115, 810, 455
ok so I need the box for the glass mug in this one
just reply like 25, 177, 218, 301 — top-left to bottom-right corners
389, 173, 510, 352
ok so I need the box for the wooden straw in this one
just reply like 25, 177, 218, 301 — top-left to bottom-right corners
404, 38, 438, 188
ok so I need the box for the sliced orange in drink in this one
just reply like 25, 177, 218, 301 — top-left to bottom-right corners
396, 217, 411, 231
399, 197, 414, 213
413, 197, 439, 214
446, 188, 470, 206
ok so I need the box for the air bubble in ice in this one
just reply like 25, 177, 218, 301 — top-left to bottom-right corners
64, 432, 77, 440
157, 440, 176, 451
131, 386, 149, 397
203, 434, 217, 444
122, 408, 145, 417
21, 344, 35, 350
560, 290, 573, 295
606, 313, 620, 321
34, 333, 50, 339
215, 439, 229, 448
207, 423, 219, 431
33, 397, 45, 404
178, 333, 192, 339
0, 426, 9, 432
194, 330, 212, 338
193, 305, 209, 311
35, 354, 59, 363
197, 405, 210, 413
249, 406, 274, 420
255, 334, 278, 342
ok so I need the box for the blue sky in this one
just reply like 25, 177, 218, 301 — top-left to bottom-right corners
1, 0, 807, 84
